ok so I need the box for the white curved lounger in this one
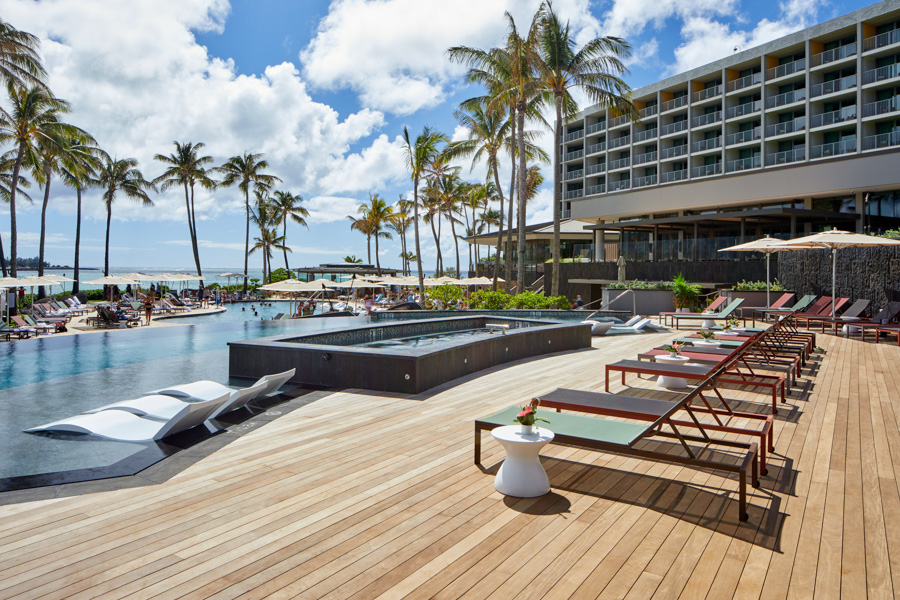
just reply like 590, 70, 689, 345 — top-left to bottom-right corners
147, 379, 253, 401
210, 380, 268, 418
26, 400, 221, 442
84, 392, 231, 421
581, 320, 614, 336
258, 369, 296, 396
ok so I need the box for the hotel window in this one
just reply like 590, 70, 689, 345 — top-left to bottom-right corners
813, 196, 856, 213
876, 22, 900, 35
779, 52, 804, 65
823, 36, 856, 51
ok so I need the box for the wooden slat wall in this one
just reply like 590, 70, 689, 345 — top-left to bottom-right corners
0, 327, 899, 599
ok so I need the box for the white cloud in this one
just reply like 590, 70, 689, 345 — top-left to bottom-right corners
602, 0, 739, 38
305, 196, 365, 224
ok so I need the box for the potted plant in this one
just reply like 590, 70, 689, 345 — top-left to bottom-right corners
662, 342, 684, 358
671, 274, 701, 312
515, 399, 550, 435
722, 316, 741, 332
696, 329, 721, 346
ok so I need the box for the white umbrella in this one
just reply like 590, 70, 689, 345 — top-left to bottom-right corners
777, 228, 900, 317
718, 235, 816, 308
258, 280, 325, 292
82, 276, 140, 302
0, 277, 21, 323
330, 279, 385, 289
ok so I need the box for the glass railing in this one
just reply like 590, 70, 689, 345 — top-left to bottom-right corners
811, 43, 857, 67
765, 117, 806, 137
564, 169, 584, 181
608, 179, 631, 192
661, 144, 688, 159
863, 29, 900, 52
661, 120, 688, 135
564, 149, 584, 161
726, 155, 761, 172
586, 142, 606, 155
810, 74, 856, 98
587, 183, 606, 195
564, 129, 584, 142
765, 148, 805, 165
562, 207, 571, 219
727, 73, 762, 92
691, 111, 722, 127
691, 163, 721, 177
725, 128, 761, 145
863, 96, 900, 117
661, 169, 687, 183
639, 105, 658, 118
661, 96, 688, 112
691, 137, 721, 152
809, 105, 857, 128
862, 63, 900, 85
810, 139, 857, 158
633, 128, 658, 142
862, 130, 900, 150
564, 189, 583, 199
633, 174, 658, 188
725, 101, 761, 119
609, 115, 629, 127
608, 157, 630, 170
586, 163, 605, 175
586, 122, 606, 134
766, 58, 805, 80
692, 85, 722, 102
633, 151, 657, 165
608, 135, 631, 149
765, 88, 806, 108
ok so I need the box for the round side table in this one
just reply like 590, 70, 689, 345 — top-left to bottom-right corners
693, 339, 721, 348
840, 316, 860, 334
655, 354, 690, 389
491, 425, 554, 497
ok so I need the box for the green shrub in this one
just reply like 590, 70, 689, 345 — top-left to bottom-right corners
84, 289, 106, 301
426, 284, 464, 308
671, 273, 701, 310
733, 278, 785, 291
469, 289, 509, 309
607, 280, 674, 290
267, 268, 291, 284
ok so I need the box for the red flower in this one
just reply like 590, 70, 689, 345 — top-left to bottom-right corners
517, 408, 533, 418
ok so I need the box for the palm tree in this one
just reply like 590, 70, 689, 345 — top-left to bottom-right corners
344, 255, 362, 264
0, 156, 32, 277
347, 213, 374, 264
0, 19, 46, 90
401, 126, 447, 296
0, 84, 77, 276
271, 190, 308, 273
360, 193, 393, 275
93, 152, 155, 275
421, 184, 444, 275
537, 1, 636, 295
388, 197, 414, 275
58, 141, 100, 293
153, 141, 217, 286
250, 191, 283, 283
218, 152, 281, 291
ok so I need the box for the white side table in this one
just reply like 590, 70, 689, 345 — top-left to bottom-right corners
693, 339, 721, 348
655, 354, 690, 389
491, 425, 554, 497
841, 316, 860, 334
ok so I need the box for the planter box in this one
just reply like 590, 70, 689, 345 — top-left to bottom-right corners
720, 289, 795, 309
602, 288, 675, 315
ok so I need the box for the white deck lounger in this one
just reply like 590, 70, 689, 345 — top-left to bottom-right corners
83, 392, 232, 421
26, 399, 221, 442
148, 369, 295, 415
581, 320, 614, 336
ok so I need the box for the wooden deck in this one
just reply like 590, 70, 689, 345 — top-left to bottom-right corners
1, 328, 899, 598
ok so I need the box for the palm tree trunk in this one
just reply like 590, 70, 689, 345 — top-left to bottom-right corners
551, 96, 563, 297
491, 155, 505, 291
186, 183, 204, 288
73, 187, 81, 293
104, 198, 112, 276
451, 217, 460, 277
413, 185, 425, 297
38, 173, 51, 298
436, 213, 443, 274
9, 142, 25, 277
366, 234, 372, 264
0, 231, 6, 278
516, 101, 527, 293
243, 189, 250, 292
283, 220, 290, 273
374, 232, 381, 275
505, 116, 516, 292
430, 218, 441, 275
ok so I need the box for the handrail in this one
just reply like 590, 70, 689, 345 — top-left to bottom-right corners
586, 288, 636, 318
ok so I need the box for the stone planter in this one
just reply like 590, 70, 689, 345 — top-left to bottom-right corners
602, 288, 675, 315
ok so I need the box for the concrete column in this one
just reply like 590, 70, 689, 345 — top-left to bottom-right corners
739, 217, 746, 260
855, 191, 865, 233
790, 214, 797, 238
693, 222, 699, 261
652, 224, 658, 262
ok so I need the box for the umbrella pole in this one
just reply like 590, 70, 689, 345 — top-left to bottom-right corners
766, 252, 771, 309
832, 247, 837, 318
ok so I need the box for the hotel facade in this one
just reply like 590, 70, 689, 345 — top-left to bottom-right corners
558, 0, 900, 265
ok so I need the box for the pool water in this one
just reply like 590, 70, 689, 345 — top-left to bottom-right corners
357, 328, 495, 349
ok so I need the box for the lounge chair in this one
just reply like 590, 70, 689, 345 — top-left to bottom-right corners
659, 296, 727, 327
0, 321, 31, 339
12, 315, 51, 335
149, 369, 295, 413
836, 301, 900, 339
609, 317, 652, 333
672, 298, 744, 329
873, 325, 900, 345
735, 292, 794, 319
84, 392, 232, 420
751, 294, 817, 325
475, 367, 759, 520
582, 320, 614, 336
26, 399, 222, 442
21, 314, 64, 333
795, 298, 871, 332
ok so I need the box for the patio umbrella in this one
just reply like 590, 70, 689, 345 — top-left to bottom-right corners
717, 235, 817, 308
82, 275, 140, 302
0, 277, 21, 322
777, 228, 900, 317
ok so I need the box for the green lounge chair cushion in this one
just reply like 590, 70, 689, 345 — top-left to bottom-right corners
476, 405, 650, 447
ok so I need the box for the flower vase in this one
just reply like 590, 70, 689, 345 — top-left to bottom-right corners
518, 424, 534, 435
669, 352, 678, 358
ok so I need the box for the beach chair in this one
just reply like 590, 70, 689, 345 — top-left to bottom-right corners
148, 369, 295, 415
12, 315, 50, 335
21, 314, 63, 333
735, 292, 794, 319
0, 321, 31, 339
795, 298, 871, 333
84, 392, 232, 421
751, 294, 816, 325
835, 301, 900, 340
659, 296, 726, 327
475, 368, 759, 520
672, 298, 744, 329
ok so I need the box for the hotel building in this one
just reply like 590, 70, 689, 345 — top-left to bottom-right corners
558, 0, 900, 265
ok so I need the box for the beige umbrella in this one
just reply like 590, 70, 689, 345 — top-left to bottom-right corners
718, 235, 817, 308
82, 275, 140, 302
258, 279, 325, 292
330, 279, 385, 290
777, 228, 900, 317
457, 276, 494, 286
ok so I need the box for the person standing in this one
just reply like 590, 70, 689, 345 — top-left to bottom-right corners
143, 298, 153, 326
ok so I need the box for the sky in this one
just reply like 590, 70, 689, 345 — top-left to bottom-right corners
0, 0, 873, 272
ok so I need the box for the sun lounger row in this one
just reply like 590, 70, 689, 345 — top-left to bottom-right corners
26, 369, 296, 442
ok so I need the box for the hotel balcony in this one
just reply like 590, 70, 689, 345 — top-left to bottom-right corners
862, 130, 900, 150
809, 74, 856, 98
633, 174, 657, 188
726, 155, 762, 172
608, 179, 631, 192
661, 144, 688, 159
691, 111, 722, 128
586, 163, 605, 175
811, 43, 857, 68
862, 63, 900, 86
633, 128, 658, 142
586, 183, 606, 195
660, 95, 688, 112
608, 156, 630, 170
690, 163, 722, 177
727, 73, 762, 93
766, 88, 806, 108
564, 189, 583, 200
564, 169, 584, 181
691, 137, 721, 153
863, 28, 900, 53
586, 122, 606, 134
564, 129, 584, 142
638, 105, 658, 118
608, 135, 631, 149
765, 117, 806, 137
810, 138, 857, 159
692, 84, 722, 103
766, 147, 806, 165
564, 149, 583, 161
766, 58, 806, 81
660, 169, 687, 183
862, 96, 900, 118
660, 120, 689, 136
725, 127, 761, 145
609, 114, 630, 128
586, 142, 606, 155
725, 101, 761, 120
633, 151, 657, 166
809, 105, 857, 128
